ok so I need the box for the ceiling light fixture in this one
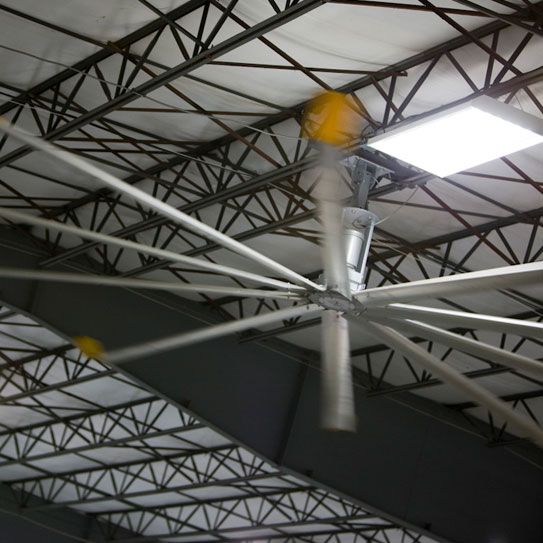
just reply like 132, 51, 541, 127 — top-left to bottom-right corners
367, 96, 543, 177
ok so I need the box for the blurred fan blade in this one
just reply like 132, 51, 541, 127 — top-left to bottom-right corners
372, 316, 543, 381
304, 91, 363, 431
317, 146, 355, 431
321, 309, 356, 431
317, 147, 351, 296
367, 303, 543, 341
356, 261, 543, 308
363, 320, 543, 449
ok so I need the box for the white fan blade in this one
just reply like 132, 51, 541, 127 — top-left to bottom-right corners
320, 199, 351, 294
361, 319, 543, 448
316, 148, 350, 296
356, 262, 543, 308
315, 146, 355, 430
367, 303, 543, 341
0, 268, 302, 301
0, 119, 322, 292
374, 317, 543, 381
321, 310, 356, 431
0, 207, 305, 292
105, 304, 323, 364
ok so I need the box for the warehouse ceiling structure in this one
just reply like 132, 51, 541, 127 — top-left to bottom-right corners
0, 307, 434, 543
0, 1, 542, 542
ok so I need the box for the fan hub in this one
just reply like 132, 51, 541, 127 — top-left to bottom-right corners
309, 291, 365, 315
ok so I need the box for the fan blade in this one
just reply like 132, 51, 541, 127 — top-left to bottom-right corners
356, 262, 543, 308
0, 119, 322, 292
373, 317, 543, 381
321, 310, 356, 431
316, 146, 350, 296
0, 207, 305, 292
316, 145, 354, 431
361, 319, 543, 448
304, 92, 361, 430
102, 304, 323, 364
367, 303, 543, 341
0, 267, 302, 301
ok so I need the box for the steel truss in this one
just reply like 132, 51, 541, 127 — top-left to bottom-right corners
0, 307, 434, 543
0, 9, 539, 300
0, 1, 542, 541
0, 0, 540, 457
0, 12, 540, 292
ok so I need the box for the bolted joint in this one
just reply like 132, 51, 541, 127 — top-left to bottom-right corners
343, 207, 378, 231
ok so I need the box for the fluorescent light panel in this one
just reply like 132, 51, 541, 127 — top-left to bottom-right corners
367, 96, 543, 177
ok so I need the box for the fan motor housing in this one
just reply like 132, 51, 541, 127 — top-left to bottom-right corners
343, 207, 378, 293
308, 291, 366, 315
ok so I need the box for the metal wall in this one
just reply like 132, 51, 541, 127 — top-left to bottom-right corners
0, 483, 160, 543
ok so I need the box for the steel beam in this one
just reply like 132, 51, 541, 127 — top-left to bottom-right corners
0, 0, 325, 167
18, 471, 285, 511
7, 5, 536, 230
0, 1, 209, 116
103, 512, 382, 543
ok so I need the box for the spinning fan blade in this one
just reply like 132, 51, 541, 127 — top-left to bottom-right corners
0, 207, 305, 292
93, 304, 323, 364
0, 119, 321, 292
317, 152, 355, 431
356, 261, 543, 308
321, 310, 356, 431
317, 146, 351, 296
0, 267, 302, 301
305, 92, 361, 431
373, 317, 543, 381
367, 303, 543, 341
362, 320, 543, 448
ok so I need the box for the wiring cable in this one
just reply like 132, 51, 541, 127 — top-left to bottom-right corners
374, 186, 420, 225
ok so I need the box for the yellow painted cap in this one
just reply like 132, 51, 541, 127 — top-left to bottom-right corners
72, 336, 105, 359
302, 91, 361, 146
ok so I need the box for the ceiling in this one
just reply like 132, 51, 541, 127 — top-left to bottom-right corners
0, 0, 542, 542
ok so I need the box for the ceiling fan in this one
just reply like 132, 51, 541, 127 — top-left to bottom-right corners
0, 95, 542, 448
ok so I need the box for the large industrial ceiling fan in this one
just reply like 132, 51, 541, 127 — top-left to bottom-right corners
0, 96, 542, 448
